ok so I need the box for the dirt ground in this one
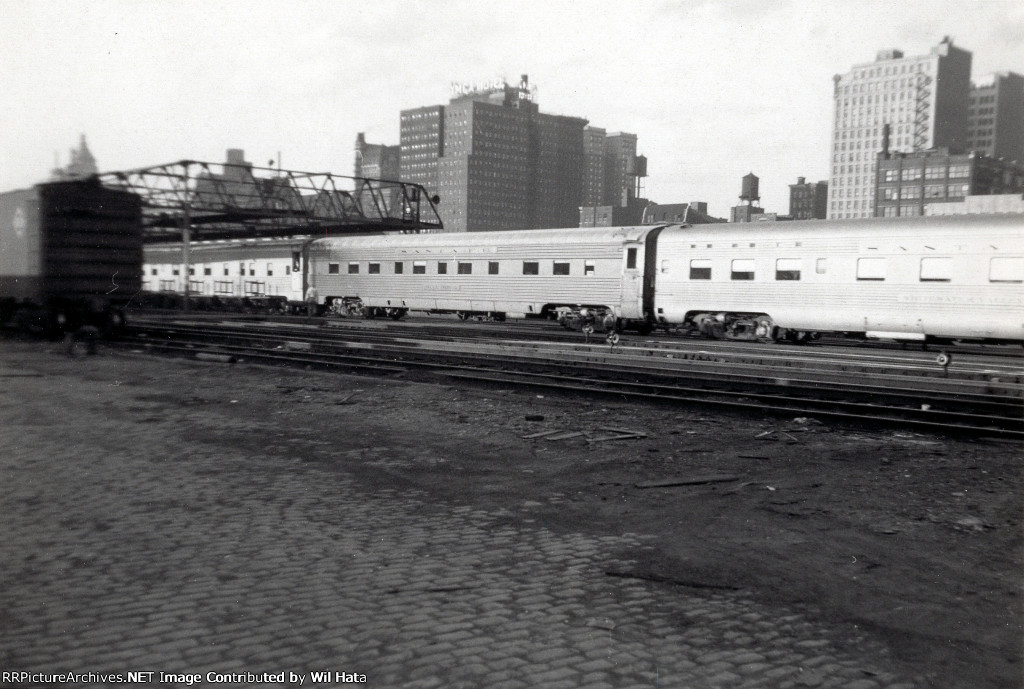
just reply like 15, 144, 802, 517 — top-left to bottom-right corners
5, 340, 1022, 687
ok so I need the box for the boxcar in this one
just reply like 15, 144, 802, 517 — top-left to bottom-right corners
0, 179, 143, 334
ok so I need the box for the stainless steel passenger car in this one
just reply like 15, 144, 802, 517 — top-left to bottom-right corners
652, 215, 1024, 343
307, 227, 655, 330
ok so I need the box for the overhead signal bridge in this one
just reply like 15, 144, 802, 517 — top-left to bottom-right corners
97, 160, 444, 242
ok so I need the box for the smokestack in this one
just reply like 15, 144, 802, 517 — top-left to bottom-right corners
882, 124, 891, 159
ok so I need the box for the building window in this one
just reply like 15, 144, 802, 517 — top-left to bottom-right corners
394, 262, 404, 274
488, 261, 499, 275
775, 258, 801, 281
369, 262, 380, 274
626, 248, 637, 269
553, 261, 570, 276
689, 259, 711, 280
990, 257, 1023, 283
523, 261, 539, 275
920, 257, 952, 282
348, 262, 359, 274
857, 257, 886, 281
328, 263, 339, 274
901, 168, 922, 181
438, 262, 447, 274
584, 260, 595, 275
730, 259, 755, 281
925, 166, 945, 180
924, 185, 945, 199
413, 261, 426, 274
457, 262, 472, 274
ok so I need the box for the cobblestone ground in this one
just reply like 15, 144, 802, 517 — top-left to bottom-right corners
1, 348, 928, 688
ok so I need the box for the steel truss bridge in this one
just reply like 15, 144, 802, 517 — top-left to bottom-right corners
97, 160, 444, 242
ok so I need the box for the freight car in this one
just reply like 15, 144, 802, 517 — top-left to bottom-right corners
302, 214, 1024, 344
0, 179, 143, 336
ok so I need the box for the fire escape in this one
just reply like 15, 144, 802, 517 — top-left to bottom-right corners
912, 72, 933, 152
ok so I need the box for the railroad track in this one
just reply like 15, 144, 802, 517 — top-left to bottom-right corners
115, 317, 1024, 438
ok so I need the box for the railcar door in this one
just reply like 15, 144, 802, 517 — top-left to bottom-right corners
619, 242, 644, 319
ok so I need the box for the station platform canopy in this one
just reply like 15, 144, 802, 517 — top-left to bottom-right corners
97, 159, 443, 242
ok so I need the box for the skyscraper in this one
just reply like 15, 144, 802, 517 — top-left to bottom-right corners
828, 37, 972, 219
968, 72, 1024, 161
398, 76, 651, 232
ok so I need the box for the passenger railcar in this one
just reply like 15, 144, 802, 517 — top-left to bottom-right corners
652, 214, 1023, 343
143, 238, 306, 301
307, 227, 655, 330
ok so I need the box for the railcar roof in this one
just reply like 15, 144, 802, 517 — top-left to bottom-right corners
658, 214, 1024, 239
313, 226, 657, 250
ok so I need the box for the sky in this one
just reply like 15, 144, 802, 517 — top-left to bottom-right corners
1, 0, 1022, 220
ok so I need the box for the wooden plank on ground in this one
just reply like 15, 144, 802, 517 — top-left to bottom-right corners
634, 474, 739, 489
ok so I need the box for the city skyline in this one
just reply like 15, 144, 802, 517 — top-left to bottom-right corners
1, 0, 1022, 222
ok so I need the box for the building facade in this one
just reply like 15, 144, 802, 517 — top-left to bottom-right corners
828, 37, 972, 219
399, 105, 445, 198
873, 148, 1024, 217
399, 76, 643, 232
788, 177, 829, 219
968, 72, 1024, 161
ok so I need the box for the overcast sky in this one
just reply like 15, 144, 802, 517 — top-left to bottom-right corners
2, 0, 1021, 219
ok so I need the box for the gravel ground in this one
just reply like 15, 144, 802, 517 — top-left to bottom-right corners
1, 338, 1020, 688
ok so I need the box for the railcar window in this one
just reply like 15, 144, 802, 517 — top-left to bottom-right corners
816, 258, 829, 274
292, 252, 301, 272
731, 259, 755, 281
438, 262, 448, 274
553, 261, 570, 276
394, 262, 404, 274
413, 261, 427, 274
457, 262, 472, 274
347, 262, 359, 274
523, 261, 539, 275
151, 268, 158, 276
223, 264, 229, 276
239, 262, 245, 276
249, 263, 256, 276
172, 268, 180, 276
856, 257, 886, 281
188, 268, 195, 276
267, 263, 274, 277
990, 257, 1024, 283
689, 259, 711, 280
775, 259, 801, 281
369, 262, 380, 274
584, 261, 595, 275
488, 261, 499, 275
626, 248, 638, 269
919, 257, 952, 282
204, 267, 212, 276
328, 263, 340, 275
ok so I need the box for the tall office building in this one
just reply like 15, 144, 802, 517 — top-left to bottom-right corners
399, 105, 445, 198
828, 37, 972, 219
354, 133, 399, 181
968, 72, 1024, 161
582, 126, 607, 206
399, 76, 640, 232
